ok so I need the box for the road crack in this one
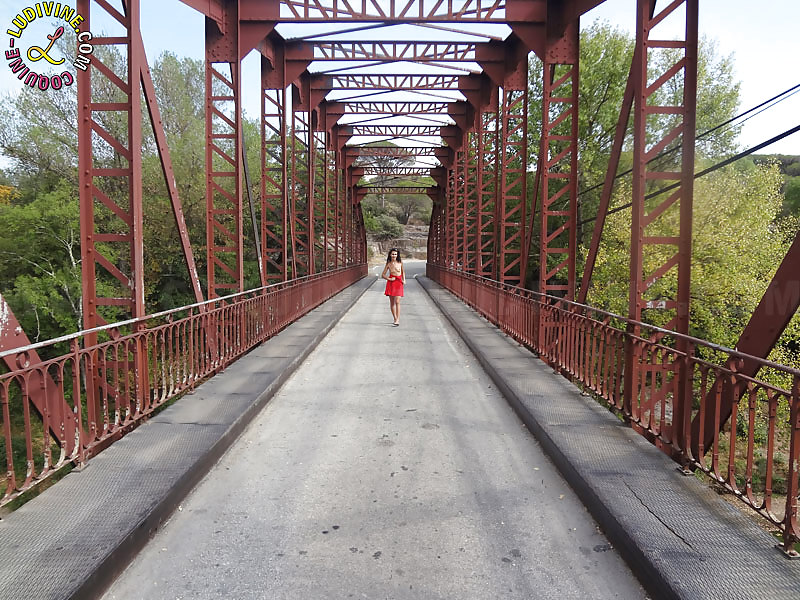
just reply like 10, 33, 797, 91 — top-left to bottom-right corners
623, 479, 695, 551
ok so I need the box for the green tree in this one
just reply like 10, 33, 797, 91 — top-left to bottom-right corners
587, 162, 793, 348
783, 176, 800, 217
0, 184, 101, 341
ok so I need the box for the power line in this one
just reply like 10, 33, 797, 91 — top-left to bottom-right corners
575, 82, 800, 200
578, 122, 800, 226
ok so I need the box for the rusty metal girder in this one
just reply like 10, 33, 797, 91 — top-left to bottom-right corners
290, 41, 478, 62
538, 24, 579, 299
626, 0, 698, 454
288, 105, 313, 277
205, 61, 244, 297
78, 0, 145, 327
279, 0, 534, 22
359, 167, 432, 176
477, 107, 499, 278
346, 146, 451, 161
343, 125, 449, 137
497, 84, 528, 286
332, 102, 460, 116
316, 74, 462, 90
464, 133, 479, 271
628, 0, 697, 331
357, 186, 434, 195
261, 59, 289, 283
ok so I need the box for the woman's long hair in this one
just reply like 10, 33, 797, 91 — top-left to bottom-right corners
386, 248, 402, 263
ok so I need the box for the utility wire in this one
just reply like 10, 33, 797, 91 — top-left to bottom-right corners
578, 122, 800, 226
576, 82, 800, 199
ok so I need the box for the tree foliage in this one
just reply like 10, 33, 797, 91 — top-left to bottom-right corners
587, 162, 796, 352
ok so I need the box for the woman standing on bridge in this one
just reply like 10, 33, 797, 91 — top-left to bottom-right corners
381, 248, 405, 326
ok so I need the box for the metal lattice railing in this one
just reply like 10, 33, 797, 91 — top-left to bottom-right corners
0, 265, 366, 507
428, 264, 800, 555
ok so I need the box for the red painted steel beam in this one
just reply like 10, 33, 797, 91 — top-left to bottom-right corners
78, 0, 146, 328
627, 0, 697, 452
261, 53, 289, 283
537, 22, 579, 299
497, 82, 528, 286
279, 0, 531, 22
312, 74, 462, 91
288, 41, 479, 62
334, 102, 457, 114
205, 64, 243, 296
179, 0, 226, 27
346, 146, 451, 161
692, 228, 800, 457
464, 133, 479, 271
0, 296, 77, 454
477, 104, 500, 279
360, 167, 433, 176
357, 187, 434, 197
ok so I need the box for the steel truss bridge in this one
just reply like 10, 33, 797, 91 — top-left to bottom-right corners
1, 0, 800, 561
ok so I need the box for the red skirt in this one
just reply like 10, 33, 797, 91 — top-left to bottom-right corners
384, 278, 404, 297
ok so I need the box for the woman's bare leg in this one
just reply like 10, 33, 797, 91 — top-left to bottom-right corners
395, 298, 401, 324
389, 297, 398, 323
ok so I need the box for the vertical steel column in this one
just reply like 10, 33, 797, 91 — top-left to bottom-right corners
307, 108, 318, 274
539, 24, 579, 300
343, 177, 351, 266
629, 0, 696, 330
322, 132, 332, 271
464, 132, 479, 272
445, 165, 457, 267
78, 0, 145, 328
288, 94, 313, 277
333, 138, 343, 269
453, 149, 466, 269
498, 82, 528, 286
627, 0, 698, 443
477, 106, 499, 278
261, 58, 288, 283
77, 0, 147, 436
206, 10, 243, 297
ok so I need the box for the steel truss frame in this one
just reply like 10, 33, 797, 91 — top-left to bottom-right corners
538, 27, 579, 299
21, 0, 800, 523
626, 0, 698, 454
497, 84, 528, 286
476, 107, 499, 278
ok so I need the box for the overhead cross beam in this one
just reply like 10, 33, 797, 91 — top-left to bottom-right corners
360, 167, 433, 176
290, 41, 479, 62
279, 0, 529, 22
330, 101, 459, 115
314, 74, 463, 90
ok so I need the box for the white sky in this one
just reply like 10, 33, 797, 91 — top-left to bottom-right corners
0, 0, 798, 156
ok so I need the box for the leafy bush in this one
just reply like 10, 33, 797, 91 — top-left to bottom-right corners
368, 214, 404, 241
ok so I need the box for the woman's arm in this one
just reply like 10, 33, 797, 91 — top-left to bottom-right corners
381, 263, 392, 280
401, 263, 406, 284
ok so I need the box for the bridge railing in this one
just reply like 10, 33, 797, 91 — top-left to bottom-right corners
0, 264, 367, 507
428, 264, 800, 554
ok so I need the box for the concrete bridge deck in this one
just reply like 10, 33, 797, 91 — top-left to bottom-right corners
1, 261, 799, 599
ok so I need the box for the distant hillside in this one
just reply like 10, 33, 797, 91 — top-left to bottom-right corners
752, 154, 800, 177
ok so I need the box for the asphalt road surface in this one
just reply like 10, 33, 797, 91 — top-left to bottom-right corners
103, 260, 646, 600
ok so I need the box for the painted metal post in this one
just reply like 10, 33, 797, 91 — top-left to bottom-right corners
498, 81, 528, 286
261, 53, 288, 283
206, 8, 244, 297
539, 21, 579, 300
